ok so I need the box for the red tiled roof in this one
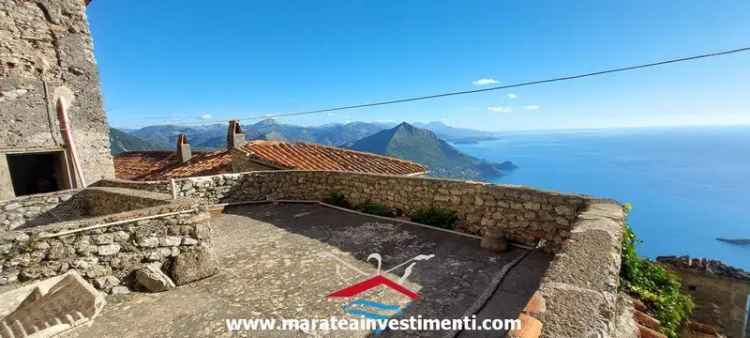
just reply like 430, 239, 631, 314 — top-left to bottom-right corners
114, 141, 426, 181
241, 141, 427, 176
114, 150, 232, 181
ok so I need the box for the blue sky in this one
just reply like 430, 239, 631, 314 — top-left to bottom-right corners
87, 1, 750, 131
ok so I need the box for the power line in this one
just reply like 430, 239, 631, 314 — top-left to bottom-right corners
148, 46, 750, 126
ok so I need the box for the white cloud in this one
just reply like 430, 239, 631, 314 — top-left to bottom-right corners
507, 93, 517, 99
523, 105, 540, 111
472, 78, 499, 86
199, 113, 212, 120
488, 106, 513, 113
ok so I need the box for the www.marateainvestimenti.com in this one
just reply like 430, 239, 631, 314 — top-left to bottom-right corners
224, 315, 521, 333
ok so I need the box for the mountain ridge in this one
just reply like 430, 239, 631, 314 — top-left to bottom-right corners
348, 122, 516, 180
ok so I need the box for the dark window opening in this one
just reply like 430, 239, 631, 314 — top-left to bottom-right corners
688, 285, 697, 291
7, 152, 70, 196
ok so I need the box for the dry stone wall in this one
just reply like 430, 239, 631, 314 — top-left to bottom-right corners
92, 179, 172, 194
0, 189, 82, 231
88, 171, 629, 336
165, 170, 593, 251
0, 187, 172, 231
0, 188, 212, 292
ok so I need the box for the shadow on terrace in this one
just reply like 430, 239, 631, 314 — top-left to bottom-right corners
71, 202, 550, 338
86, 170, 629, 338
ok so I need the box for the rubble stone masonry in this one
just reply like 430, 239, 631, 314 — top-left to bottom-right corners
95, 170, 629, 337
0, 187, 212, 293
164, 171, 593, 251
0, 0, 114, 199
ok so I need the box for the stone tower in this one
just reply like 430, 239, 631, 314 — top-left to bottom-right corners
0, 0, 114, 200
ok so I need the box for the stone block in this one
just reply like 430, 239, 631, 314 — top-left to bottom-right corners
138, 237, 159, 248
93, 275, 120, 290
182, 237, 198, 246
135, 264, 175, 292
170, 247, 219, 285
97, 244, 121, 256
159, 236, 182, 247
0, 271, 105, 338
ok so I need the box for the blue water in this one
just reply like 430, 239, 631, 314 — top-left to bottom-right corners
454, 126, 750, 271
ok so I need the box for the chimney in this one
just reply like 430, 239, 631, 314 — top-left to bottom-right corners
176, 134, 192, 163
227, 120, 246, 150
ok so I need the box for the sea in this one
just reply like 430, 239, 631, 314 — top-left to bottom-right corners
454, 125, 750, 271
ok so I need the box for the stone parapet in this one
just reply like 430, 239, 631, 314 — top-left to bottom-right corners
92, 179, 172, 195
0, 187, 212, 292
535, 201, 630, 338
159, 170, 593, 251
0, 189, 82, 231
88, 171, 630, 335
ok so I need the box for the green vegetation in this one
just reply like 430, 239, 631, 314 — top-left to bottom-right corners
356, 201, 396, 217
410, 207, 459, 229
322, 192, 352, 209
620, 204, 693, 338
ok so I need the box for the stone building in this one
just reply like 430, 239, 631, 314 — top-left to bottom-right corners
0, 0, 114, 200
658, 256, 750, 338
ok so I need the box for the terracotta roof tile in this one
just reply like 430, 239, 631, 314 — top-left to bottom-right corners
241, 141, 426, 176
114, 141, 426, 181
114, 150, 232, 181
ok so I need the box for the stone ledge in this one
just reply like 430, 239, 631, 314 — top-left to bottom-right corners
537, 201, 626, 338
538, 282, 617, 338
543, 229, 622, 293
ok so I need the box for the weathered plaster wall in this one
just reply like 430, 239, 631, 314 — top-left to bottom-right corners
0, 0, 114, 199
0, 188, 211, 292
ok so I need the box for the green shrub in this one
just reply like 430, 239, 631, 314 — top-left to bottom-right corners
620, 204, 693, 338
322, 192, 351, 209
357, 201, 394, 217
410, 207, 459, 229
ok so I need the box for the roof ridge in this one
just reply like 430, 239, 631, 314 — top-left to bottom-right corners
277, 141, 427, 170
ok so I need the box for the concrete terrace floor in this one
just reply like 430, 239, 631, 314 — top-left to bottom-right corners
69, 203, 552, 338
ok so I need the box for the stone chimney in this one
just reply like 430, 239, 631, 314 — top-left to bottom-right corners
227, 120, 246, 150
176, 134, 192, 163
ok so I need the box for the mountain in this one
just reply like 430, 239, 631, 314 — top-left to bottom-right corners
413, 121, 502, 144
348, 122, 516, 180
120, 119, 504, 151
128, 124, 227, 150
125, 119, 392, 149
109, 128, 159, 155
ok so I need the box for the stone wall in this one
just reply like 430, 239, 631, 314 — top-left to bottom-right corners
92, 178, 172, 194
167, 171, 590, 251
0, 0, 114, 199
658, 256, 750, 338
88, 171, 629, 336
0, 187, 211, 292
83, 187, 171, 217
0, 187, 171, 231
534, 202, 629, 338
230, 148, 282, 172
0, 189, 83, 231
